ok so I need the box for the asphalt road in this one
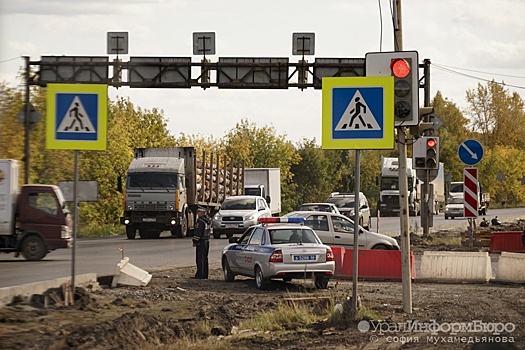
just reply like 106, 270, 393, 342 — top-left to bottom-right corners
0, 207, 522, 288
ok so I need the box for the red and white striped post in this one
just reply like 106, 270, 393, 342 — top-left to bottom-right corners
463, 168, 478, 247
463, 168, 479, 218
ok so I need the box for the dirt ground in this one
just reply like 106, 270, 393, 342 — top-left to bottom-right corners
1, 221, 524, 350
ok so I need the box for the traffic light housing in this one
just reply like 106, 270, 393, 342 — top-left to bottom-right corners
366, 51, 419, 126
413, 136, 439, 169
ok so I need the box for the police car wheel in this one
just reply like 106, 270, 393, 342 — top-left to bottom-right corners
255, 266, 268, 290
222, 258, 235, 282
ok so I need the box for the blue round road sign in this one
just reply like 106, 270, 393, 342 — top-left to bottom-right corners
458, 139, 484, 166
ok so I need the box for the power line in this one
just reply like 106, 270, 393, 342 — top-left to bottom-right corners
433, 63, 525, 80
432, 63, 525, 90
0, 56, 22, 64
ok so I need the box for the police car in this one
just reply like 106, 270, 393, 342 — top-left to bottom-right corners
221, 217, 335, 290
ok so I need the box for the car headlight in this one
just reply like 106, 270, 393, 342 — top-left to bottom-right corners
214, 213, 221, 220
246, 213, 256, 221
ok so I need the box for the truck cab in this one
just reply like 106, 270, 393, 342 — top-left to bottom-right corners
1, 159, 72, 260
1, 185, 72, 260
378, 157, 420, 217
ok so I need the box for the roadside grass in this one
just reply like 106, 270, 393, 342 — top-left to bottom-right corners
79, 223, 124, 238
239, 293, 382, 332
239, 298, 322, 332
424, 235, 461, 246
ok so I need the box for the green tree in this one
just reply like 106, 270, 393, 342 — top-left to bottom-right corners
291, 139, 336, 208
432, 91, 471, 182
221, 119, 300, 214
466, 81, 525, 149
479, 145, 525, 205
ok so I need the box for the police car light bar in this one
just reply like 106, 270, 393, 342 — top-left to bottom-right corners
258, 217, 305, 224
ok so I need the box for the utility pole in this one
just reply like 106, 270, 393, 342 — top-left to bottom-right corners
422, 59, 431, 237
24, 56, 30, 184
394, 0, 412, 313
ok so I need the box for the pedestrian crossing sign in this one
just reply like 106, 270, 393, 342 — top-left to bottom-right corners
46, 84, 107, 150
322, 77, 394, 149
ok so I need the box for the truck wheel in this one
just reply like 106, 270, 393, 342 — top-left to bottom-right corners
126, 226, 136, 239
226, 232, 234, 239
171, 213, 188, 238
21, 235, 47, 261
213, 232, 221, 239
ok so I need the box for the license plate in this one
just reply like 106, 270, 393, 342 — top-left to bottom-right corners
226, 224, 237, 228
293, 255, 317, 261
143, 218, 156, 222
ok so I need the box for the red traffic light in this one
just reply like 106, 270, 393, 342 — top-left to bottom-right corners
426, 138, 437, 148
390, 59, 411, 78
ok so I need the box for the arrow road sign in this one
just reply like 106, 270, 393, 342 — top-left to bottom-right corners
458, 139, 484, 166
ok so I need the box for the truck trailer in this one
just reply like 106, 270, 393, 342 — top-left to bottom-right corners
243, 168, 281, 216
119, 147, 244, 239
0, 159, 72, 260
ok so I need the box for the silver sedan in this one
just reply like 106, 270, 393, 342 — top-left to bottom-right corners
221, 217, 335, 289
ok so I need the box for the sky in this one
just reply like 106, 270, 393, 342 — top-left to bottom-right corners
1, 0, 524, 145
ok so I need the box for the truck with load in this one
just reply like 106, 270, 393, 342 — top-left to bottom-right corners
378, 156, 445, 217
119, 147, 244, 239
243, 168, 281, 216
0, 159, 72, 260
448, 181, 490, 216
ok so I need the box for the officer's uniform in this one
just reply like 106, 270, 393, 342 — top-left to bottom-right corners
192, 208, 211, 279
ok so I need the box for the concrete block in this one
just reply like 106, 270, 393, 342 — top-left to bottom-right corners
111, 257, 152, 287
495, 252, 525, 283
419, 251, 492, 282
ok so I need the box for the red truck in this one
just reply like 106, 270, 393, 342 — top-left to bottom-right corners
0, 159, 72, 260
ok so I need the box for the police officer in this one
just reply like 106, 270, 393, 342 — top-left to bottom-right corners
192, 206, 211, 279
